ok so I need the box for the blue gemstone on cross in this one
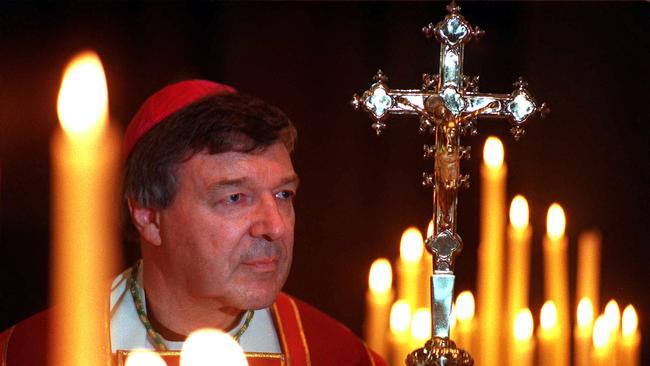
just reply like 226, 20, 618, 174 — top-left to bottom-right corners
365, 87, 393, 118
442, 16, 469, 44
507, 90, 536, 123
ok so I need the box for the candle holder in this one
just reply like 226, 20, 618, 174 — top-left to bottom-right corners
351, 2, 547, 365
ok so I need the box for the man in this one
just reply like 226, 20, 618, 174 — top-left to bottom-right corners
1, 80, 386, 366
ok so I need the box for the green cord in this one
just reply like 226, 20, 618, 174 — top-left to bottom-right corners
128, 261, 254, 351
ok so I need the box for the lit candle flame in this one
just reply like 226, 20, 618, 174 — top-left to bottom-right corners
125, 349, 167, 366
57, 51, 108, 138
180, 328, 248, 366
411, 308, 431, 342
427, 220, 434, 238
509, 195, 529, 230
621, 305, 638, 338
456, 291, 475, 323
483, 136, 504, 169
450, 304, 457, 331
540, 300, 557, 330
546, 203, 566, 240
604, 299, 620, 332
593, 315, 611, 349
389, 300, 412, 336
369, 258, 392, 295
576, 297, 594, 328
400, 227, 424, 263
513, 308, 533, 341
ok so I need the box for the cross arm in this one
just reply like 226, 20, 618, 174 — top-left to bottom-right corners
351, 70, 439, 134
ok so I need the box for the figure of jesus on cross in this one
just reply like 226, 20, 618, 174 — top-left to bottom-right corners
352, 2, 548, 365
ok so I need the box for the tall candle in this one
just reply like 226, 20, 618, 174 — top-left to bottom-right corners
604, 299, 621, 354
410, 307, 431, 350
576, 230, 601, 311
506, 194, 531, 366
537, 301, 562, 366
574, 297, 594, 366
542, 203, 569, 366
398, 227, 424, 310
593, 314, 615, 366
454, 291, 476, 356
365, 258, 394, 358
619, 305, 640, 366
50, 51, 120, 366
419, 220, 435, 309
477, 136, 506, 366
390, 300, 412, 366
510, 309, 534, 366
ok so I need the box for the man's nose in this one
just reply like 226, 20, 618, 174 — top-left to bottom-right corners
250, 195, 287, 241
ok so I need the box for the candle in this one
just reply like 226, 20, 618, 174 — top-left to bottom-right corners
604, 299, 621, 356
619, 305, 640, 366
389, 300, 412, 366
365, 258, 394, 358
125, 350, 167, 366
181, 329, 247, 366
506, 194, 531, 365
477, 136, 506, 366
50, 51, 120, 366
450, 303, 457, 339
542, 203, 569, 366
454, 291, 476, 356
419, 220, 435, 309
398, 227, 424, 310
537, 301, 563, 366
410, 307, 431, 350
574, 297, 594, 366
510, 309, 534, 366
593, 314, 615, 366
576, 230, 601, 311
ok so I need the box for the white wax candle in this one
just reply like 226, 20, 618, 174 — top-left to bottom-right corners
542, 203, 569, 366
454, 291, 476, 357
51, 51, 120, 366
537, 301, 563, 366
477, 136, 506, 366
389, 300, 412, 366
506, 195, 531, 366
576, 230, 601, 311
397, 227, 424, 311
510, 309, 534, 366
574, 297, 594, 366
365, 258, 394, 359
619, 305, 640, 366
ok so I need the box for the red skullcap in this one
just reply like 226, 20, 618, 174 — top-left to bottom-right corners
123, 79, 236, 159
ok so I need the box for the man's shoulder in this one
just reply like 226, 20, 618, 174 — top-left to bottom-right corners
276, 293, 386, 366
0, 308, 52, 365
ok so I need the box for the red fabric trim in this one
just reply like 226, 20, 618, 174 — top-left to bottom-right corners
287, 296, 388, 366
273, 293, 310, 366
0, 326, 15, 366
3, 309, 50, 365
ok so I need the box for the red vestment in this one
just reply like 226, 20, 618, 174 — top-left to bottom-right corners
0, 293, 386, 366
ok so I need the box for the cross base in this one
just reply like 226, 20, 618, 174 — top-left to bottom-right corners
406, 337, 473, 366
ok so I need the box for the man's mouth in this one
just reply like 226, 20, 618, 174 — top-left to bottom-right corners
242, 257, 278, 272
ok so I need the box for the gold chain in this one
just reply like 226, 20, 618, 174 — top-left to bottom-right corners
128, 261, 254, 351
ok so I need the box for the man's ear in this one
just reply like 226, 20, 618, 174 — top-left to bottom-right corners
128, 197, 162, 246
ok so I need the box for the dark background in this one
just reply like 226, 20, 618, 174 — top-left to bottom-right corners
0, 1, 647, 363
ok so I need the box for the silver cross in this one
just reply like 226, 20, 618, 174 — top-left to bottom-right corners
351, 2, 547, 364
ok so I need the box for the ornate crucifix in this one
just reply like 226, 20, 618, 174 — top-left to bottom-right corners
352, 2, 547, 365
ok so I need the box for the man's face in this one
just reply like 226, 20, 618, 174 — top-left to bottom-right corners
157, 142, 298, 310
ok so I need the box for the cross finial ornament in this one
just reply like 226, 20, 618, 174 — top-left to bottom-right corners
352, 3, 547, 366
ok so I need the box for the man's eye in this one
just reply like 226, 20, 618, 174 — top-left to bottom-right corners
276, 191, 295, 200
226, 193, 242, 204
